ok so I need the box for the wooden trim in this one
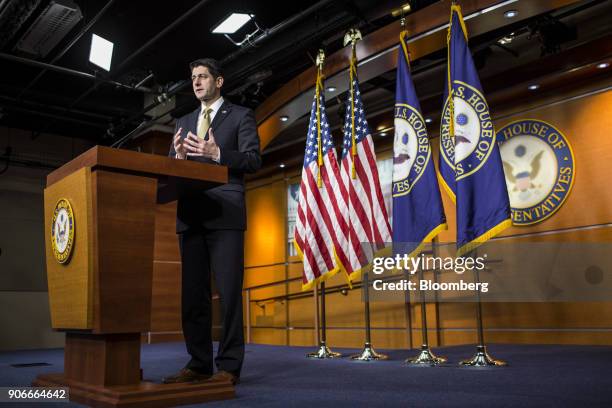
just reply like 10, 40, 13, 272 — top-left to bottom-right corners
254, 0, 582, 149
47, 146, 227, 187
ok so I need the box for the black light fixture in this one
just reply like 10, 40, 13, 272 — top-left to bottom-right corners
212, 12, 262, 47
212, 13, 253, 34
530, 16, 577, 56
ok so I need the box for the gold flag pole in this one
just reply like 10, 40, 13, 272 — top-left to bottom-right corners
343, 28, 362, 180
315, 50, 325, 188
343, 27, 390, 363
396, 10, 447, 367
447, 2, 506, 368
307, 51, 343, 360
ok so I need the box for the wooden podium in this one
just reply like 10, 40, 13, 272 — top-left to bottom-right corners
33, 146, 235, 407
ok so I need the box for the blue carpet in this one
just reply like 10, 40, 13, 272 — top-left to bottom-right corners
1, 342, 611, 407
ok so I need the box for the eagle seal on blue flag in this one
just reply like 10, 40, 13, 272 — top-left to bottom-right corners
438, 4, 511, 256
393, 31, 447, 257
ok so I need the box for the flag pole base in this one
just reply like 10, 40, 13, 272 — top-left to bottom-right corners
459, 345, 506, 367
350, 343, 388, 361
405, 344, 447, 365
306, 341, 342, 359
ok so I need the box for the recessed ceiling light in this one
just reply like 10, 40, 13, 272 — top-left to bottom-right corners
326, 86, 336, 92
212, 13, 253, 34
279, 163, 286, 168
596, 62, 610, 69
528, 84, 540, 91
379, 132, 387, 137
503, 10, 518, 19
425, 118, 432, 124
280, 115, 289, 122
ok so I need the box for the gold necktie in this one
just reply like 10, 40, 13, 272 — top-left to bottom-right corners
197, 108, 213, 139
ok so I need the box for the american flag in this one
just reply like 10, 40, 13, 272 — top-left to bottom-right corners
340, 66, 392, 282
294, 86, 351, 290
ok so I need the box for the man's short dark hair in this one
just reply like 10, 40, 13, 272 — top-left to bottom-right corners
189, 58, 223, 78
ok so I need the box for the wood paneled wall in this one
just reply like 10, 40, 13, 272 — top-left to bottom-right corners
144, 81, 612, 348
243, 86, 612, 348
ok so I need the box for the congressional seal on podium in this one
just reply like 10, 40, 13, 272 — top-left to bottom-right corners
498, 119, 575, 226
51, 198, 75, 264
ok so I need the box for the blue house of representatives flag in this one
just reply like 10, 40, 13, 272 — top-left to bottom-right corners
438, 4, 511, 256
393, 31, 447, 256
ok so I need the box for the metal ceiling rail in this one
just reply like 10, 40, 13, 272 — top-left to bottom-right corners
68, 0, 214, 110
0, 52, 141, 91
109, 0, 337, 145
0, 103, 106, 128
222, 0, 336, 66
16, 0, 116, 100
0, 94, 113, 121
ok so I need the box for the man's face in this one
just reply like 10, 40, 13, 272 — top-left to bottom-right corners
191, 65, 223, 102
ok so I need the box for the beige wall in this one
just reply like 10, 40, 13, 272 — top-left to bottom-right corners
0, 128, 92, 350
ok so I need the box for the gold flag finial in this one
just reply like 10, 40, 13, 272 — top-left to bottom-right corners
316, 49, 325, 69
343, 28, 362, 47
391, 2, 412, 18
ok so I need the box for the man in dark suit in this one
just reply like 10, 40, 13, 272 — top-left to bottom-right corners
163, 58, 261, 385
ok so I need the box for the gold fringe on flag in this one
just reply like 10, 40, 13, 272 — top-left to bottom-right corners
399, 31, 410, 67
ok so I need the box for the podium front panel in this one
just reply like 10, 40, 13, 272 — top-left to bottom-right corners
44, 167, 94, 330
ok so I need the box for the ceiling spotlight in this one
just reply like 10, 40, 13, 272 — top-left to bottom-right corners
280, 115, 289, 122
279, 163, 286, 169
89, 34, 114, 71
212, 13, 262, 47
497, 33, 515, 45
596, 62, 610, 69
379, 132, 387, 137
212, 13, 253, 34
503, 10, 518, 19
425, 118, 432, 123
326, 86, 337, 92
528, 84, 540, 91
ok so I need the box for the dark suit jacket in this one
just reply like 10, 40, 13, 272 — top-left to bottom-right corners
169, 100, 261, 232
